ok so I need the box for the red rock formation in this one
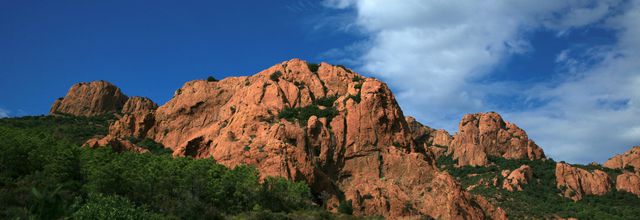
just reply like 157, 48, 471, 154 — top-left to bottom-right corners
555, 163, 612, 201
122, 96, 158, 114
84, 137, 148, 153
616, 172, 640, 197
604, 146, 640, 172
81, 59, 505, 219
449, 112, 546, 167
405, 116, 452, 159
50, 81, 128, 116
501, 165, 533, 192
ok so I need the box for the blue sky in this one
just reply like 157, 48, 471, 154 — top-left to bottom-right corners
1, 0, 639, 164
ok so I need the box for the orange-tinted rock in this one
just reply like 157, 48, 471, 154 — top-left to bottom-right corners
449, 112, 545, 167
502, 165, 533, 191
555, 163, 612, 201
406, 116, 452, 159
50, 81, 128, 116
604, 146, 640, 172
122, 96, 157, 114
84, 137, 148, 153
96, 59, 503, 219
616, 172, 640, 197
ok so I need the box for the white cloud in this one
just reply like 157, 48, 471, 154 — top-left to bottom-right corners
324, 0, 638, 163
0, 108, 9, 118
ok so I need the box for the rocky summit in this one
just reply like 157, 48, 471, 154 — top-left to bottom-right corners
47, 59, 640, 219
50, 80, 129, 116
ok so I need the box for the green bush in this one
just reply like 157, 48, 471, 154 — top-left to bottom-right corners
72, 193, 161, 220
278, 105, 338, 126
307, 63, 320, 73
338, 200, 353, 215
314, 96, 338, 108
207, 76, 218, 82
270, 71, 283, 82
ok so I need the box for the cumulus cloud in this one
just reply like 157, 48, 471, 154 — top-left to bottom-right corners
323, 0, 638, 163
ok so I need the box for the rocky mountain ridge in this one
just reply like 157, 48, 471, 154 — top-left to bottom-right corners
50, 59, 640, 219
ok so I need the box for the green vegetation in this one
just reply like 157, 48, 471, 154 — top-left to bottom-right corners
278, 105, 338, 126
352, 76, 363, 82
353, 83, 362, 90
437, 155, 640, 219
0, 115, 357, 219
337, 65, 352, 73
270, 71, 283, 82
278, 95, 340, 126
346, 93, 361, 104
307, 63, 320, 73
338, 200, 353, 215
314, 95, 338, 108
207, 76, 218, 82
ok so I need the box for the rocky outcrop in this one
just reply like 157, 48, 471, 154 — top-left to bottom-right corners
89, 59, 504, 219
604, 146, 640, 172
50, 81, 129, 116
616, 172, 640, 197
448, 112, 546, 167
406, 116, 452, 159
84, 137, 148, 153
502, 165, 533, 192
122, 96, 158, 114
555, 163, 612, 201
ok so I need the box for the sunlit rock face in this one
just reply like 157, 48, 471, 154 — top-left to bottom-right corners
50, 80, 129, 116
448, 112, 546, 167
73, 59, 506, 219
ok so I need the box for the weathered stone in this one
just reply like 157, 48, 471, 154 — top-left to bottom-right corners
555, 163, 612, 201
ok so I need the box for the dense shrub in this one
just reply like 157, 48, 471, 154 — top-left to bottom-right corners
207, 76, 218, 82
314, 96, 338, 108
278, 105, 338, 126
270, 71, 283, 82
307, 63, 320, 73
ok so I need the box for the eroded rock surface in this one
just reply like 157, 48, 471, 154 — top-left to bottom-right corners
604, 146, 640, 172
555, 163, 612, 201
50, 81, 129, 116
85, 59, 504, 219
406, 116, 452, 159
616, 172, 640, 197
448, 112, 546, 167
502, 165, 533, 192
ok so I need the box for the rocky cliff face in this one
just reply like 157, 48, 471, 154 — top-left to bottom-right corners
616, 172, 640, 197
50, 81, 129, 116
406, 116, 452, 159
604, 146, 640, 172
448, 112, 546, 167
555, 163, 612, 201
79, 59, 506, 219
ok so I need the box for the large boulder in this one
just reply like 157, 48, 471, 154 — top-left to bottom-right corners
502, 165, 533, 192
97, 59, 505, 219
448, 112, 546, 167
555, 163, 612, 201
50, 81, 128, 116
